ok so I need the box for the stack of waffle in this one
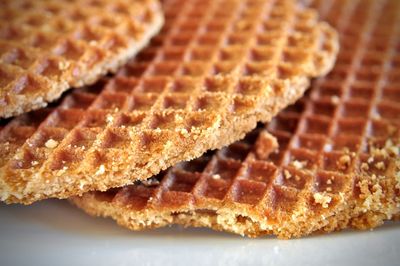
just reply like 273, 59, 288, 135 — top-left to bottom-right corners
1, 0, 399, 239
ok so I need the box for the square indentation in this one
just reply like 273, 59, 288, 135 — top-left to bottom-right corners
202, 178, 231, 200
231, 179, 266, 205
10, 148, 44, 170
382, 86, 400, 103
325, 67, 348, 81
194, 95, 222, 111
170, 78, 198, 93
163, 94, 189, 110
68, 127, 99, 149
244, 62, 275, 76
376, 102, 400, 121
249, 47, 275, 62
196, 34, 221, 46
335, 118, 366, 136
188, 47, 215, 61
235, 79, 263, 96
361, 52, 384, 68
322, 151, 353, 173
179, 62, 208, 76
46, 109, 83, 129
81, 110, 109, 128
209, 158, 241, 182
340, 101, 370, 118
243, 161, 277, 184
314, 171, 346, 193
278, 167, 309, 190
121, 63, 149, 77
331, 135, 362, 152
150, 112, 179, 130
160, 47, 186, 61
114, 113, 145, 128
170, 34, 193, 46
204, 21, 227, 33
177, 156, 211, 173
268, 113, 300, 133
349, 83, 375, 100
295, 134, 326, 151
138, 78, 168, 93
256, 33, 281, 46
30, 127, 67, 148
231, 96, 257, 113
225, 33, 251, 45
52, 40, 83, 60
34, 57, 63, 78
219, 47, 246, 61
50, 148, 80, 170
316, 82, 343, 98
355, 69, 380, 83
358, 153, 390, 177
135, 49, 157, 62
107, 77, 139, 94
282, 49, 308, 64
203, 76, 232, 92
101, 128, 130, 149
168, 170, 201, 193
302, 117, 331, 135
210, 62, 238, 75
368, 120, 393, 138
94, 93, 127, 110
61, 92, 96, 110
287, 148, 319, 170
178, 19, 200, 32
12, 75, 43, 94
310, 100, 338, 118
128, 93, 158, 111
219, 142, 250, 161
149, 62, 179, 76
270, 185, 299, 211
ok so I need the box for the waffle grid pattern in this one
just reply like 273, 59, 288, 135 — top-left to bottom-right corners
0, 0, 163, 118
73, 0, 400, 238
0, 0, 338, 204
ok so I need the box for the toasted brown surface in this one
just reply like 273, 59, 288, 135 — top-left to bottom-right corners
0, 0, 338, 204
0, 0, 164, 118
72, 0, 400, 239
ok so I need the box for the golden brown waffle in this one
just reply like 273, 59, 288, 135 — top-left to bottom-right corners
72, 0, 400, 239
0, 0, 338, 204
0, 0, 163, 118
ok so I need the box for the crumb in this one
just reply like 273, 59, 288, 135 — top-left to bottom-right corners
375, 161, 385, 170
327, 179, 332, 185
58, 61, 70, 70
142, 178, 160, 186
95, 165, 105, 175
284, 170, 291, 179
326, 187, 332, 192
361, 162, 369, 171
314, 192, 332, 208
106, 114, 114, 124
45, 139, 59, 149
212, 174, 221, 180
292, 160, 305, 169
367, 157, 374, 164
338, 154, 351, 169
331, 95, 340, 105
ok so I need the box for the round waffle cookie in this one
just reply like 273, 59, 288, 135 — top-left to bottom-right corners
72, 0, 400, 239
0, 0, 164, 118
0, 0, 338, 204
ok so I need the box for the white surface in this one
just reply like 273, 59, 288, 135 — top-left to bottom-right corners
0, 200, 399, 266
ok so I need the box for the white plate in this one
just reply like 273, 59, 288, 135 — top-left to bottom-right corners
0, 200, 399, 266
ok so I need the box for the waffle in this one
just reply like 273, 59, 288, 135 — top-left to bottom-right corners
0, 0, 338, 204
0, 0, 164, 118
72, 0, 400, 239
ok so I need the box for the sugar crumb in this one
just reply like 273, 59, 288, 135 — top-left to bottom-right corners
284, 170, 291, 179
95, 165, 106, 175
212, 174, 221, 180
45, 139, 59, 149
314, 192, 332, 208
